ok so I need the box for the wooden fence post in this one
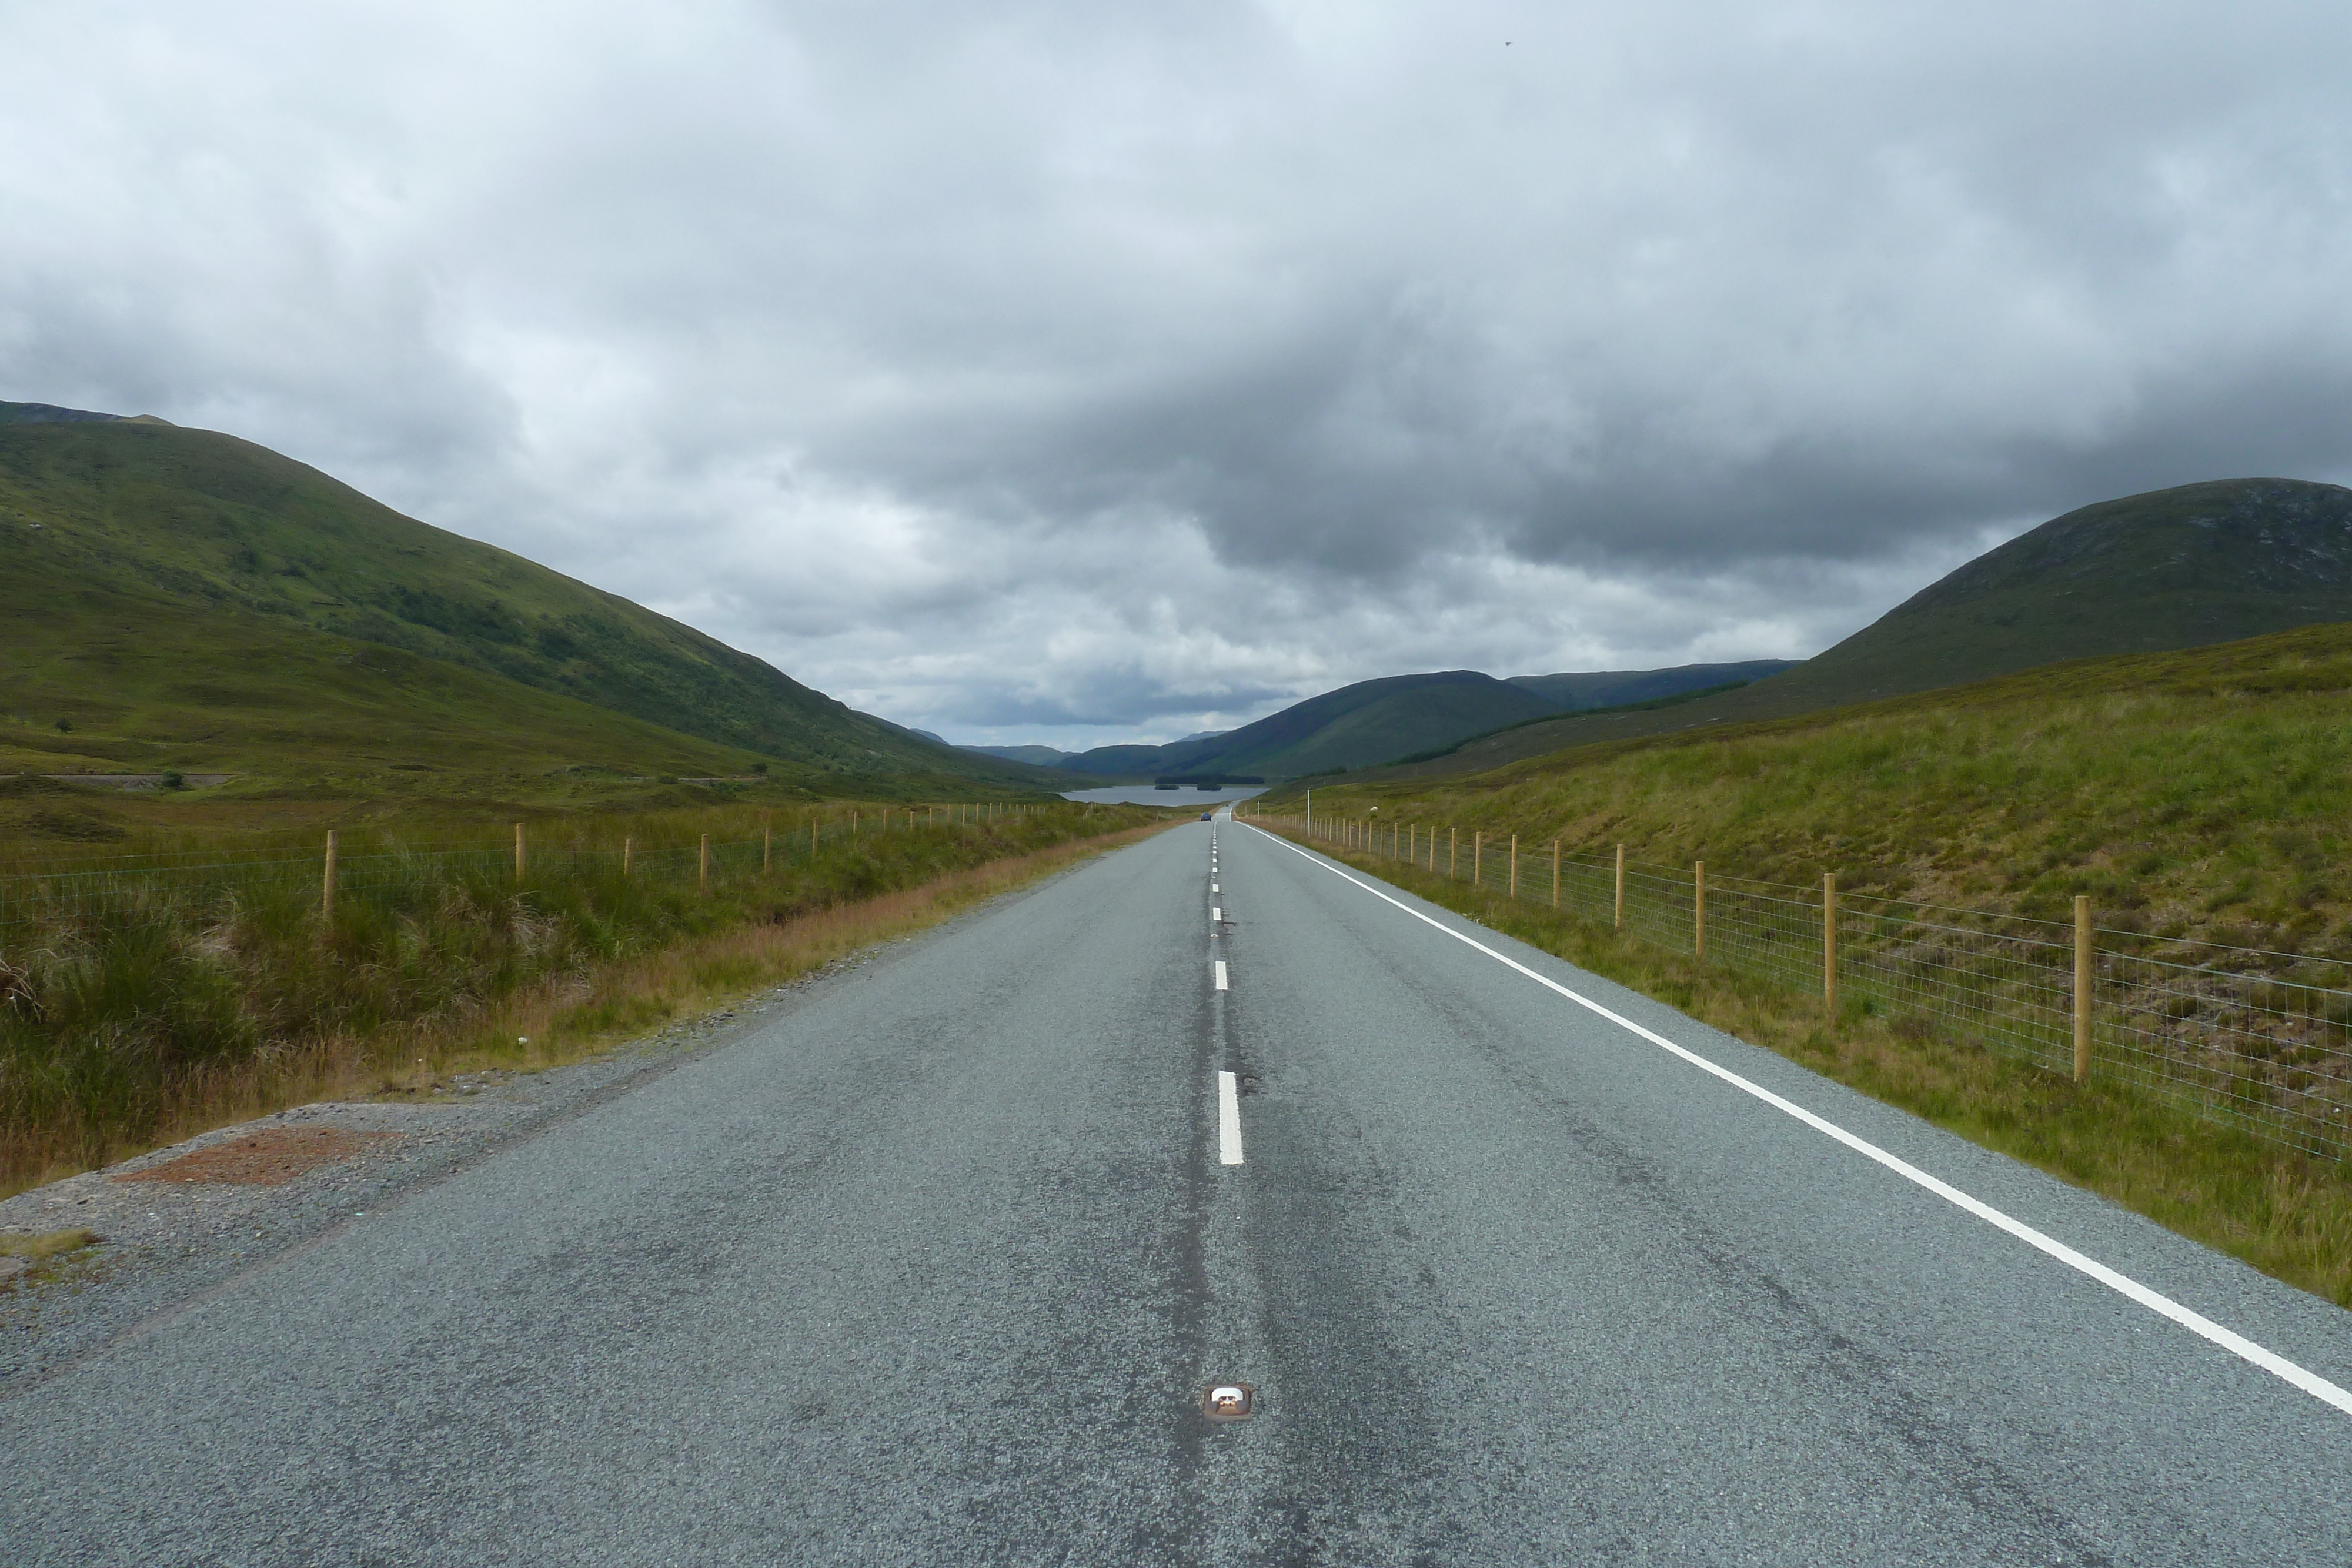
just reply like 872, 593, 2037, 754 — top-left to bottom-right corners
699, 834, 710, 895
763, 827, 772, 873
1613, 844, 1625, 930
1552, 840, 1561, 908
322, 830, 337, 917
1823, 872, 1839, 1014
1694, 861, 1706, 959
1474, 831, 1483, 888
1510, 835, 1518, 898
2074, 895, 2093, 1083
622, 835, 633, 877
811, 818, 819, 857
514, 823, 526, 882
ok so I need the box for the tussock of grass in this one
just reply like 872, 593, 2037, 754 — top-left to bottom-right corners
1, 807, 1168, 1196
0, 1228, 101, 1262
1298, 837, 2352, 1308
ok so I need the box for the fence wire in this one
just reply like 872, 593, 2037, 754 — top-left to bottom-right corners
0, 803, 1055, 947
1259, 808, 2352, 1159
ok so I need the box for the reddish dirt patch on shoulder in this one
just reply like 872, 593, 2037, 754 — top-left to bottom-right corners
117, 1127, 399, 1186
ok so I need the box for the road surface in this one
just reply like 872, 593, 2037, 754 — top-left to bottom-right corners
4, 817, 2349, 1564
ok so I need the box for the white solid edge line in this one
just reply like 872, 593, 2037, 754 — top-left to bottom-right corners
1218, 1070, 1245, 1164
1213, 959, 1229, 991
1243, 824, 2352, 1419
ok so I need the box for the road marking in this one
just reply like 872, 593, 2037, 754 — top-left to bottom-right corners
1212, 882, 1219, 892
1218, 1070, 1245, 1164
1247, 825, 2352, 1420
1213, 960, 1228, 991
1212, 907, 1222, 922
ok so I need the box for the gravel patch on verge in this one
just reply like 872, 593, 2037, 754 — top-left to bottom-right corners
0, 954, 853, 1392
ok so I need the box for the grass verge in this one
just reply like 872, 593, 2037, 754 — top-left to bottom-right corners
1272, 621, 2352, 954
2, 814, 1172, 1198
1282, 828, 2352, 1309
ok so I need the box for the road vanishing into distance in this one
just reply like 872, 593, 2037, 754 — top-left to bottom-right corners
6, 817, 2351, 1564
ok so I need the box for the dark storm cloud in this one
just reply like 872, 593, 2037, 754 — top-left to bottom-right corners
5, 1, 2350, 745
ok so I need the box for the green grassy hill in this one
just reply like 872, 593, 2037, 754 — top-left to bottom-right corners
0, 550, 891, 842
1379, 477, 2352, 781
1268, 620, 2352, 953
0, 405, 1055, 788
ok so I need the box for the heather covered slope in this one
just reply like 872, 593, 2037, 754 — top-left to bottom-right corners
1504, 659, 1795, 710
0, 550, 841, 832
0, 407, 1055, 787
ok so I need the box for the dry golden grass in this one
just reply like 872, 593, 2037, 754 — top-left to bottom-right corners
1293, 830, 2352, 1308
2, 821, 1172, 1199
0, 1228, 101, 1262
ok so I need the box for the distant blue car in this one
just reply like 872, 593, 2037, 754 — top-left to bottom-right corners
1201, 812, 1213, 821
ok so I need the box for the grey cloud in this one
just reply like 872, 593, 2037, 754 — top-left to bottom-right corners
6, 1, 2351, 745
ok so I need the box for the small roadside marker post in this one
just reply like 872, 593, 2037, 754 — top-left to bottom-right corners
322, 830, 337, 918
623, 835, 633, 877
699, 834, 710, 896
1695, 861, 1706, 959
1614, 844, 1625, 931
1823, 872, 1839, 1015
1552, 840, 1561, 908
514, 823, 526, 882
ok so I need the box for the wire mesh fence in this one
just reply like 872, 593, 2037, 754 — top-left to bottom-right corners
0, 801, 1058, 947
1252, 805, 2352, 1160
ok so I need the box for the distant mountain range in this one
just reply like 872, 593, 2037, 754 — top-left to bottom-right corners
961, 660, 1793, 781
0, 400, 1063, 795
965, 476, 2352, 790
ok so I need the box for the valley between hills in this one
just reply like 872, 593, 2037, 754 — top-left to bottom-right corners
10, 396, 2352, 1316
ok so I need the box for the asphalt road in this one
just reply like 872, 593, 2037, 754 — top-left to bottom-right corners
5, 817, 2351, 1564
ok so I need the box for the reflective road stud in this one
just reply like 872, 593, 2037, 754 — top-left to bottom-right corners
1201, 1383, 1257, 1421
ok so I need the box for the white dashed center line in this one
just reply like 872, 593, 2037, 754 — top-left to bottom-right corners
1217, 1070, 1245, 1165
1213, 960, 1228, 991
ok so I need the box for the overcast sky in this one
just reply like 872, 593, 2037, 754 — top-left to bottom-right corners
7, 1, 2350, 747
